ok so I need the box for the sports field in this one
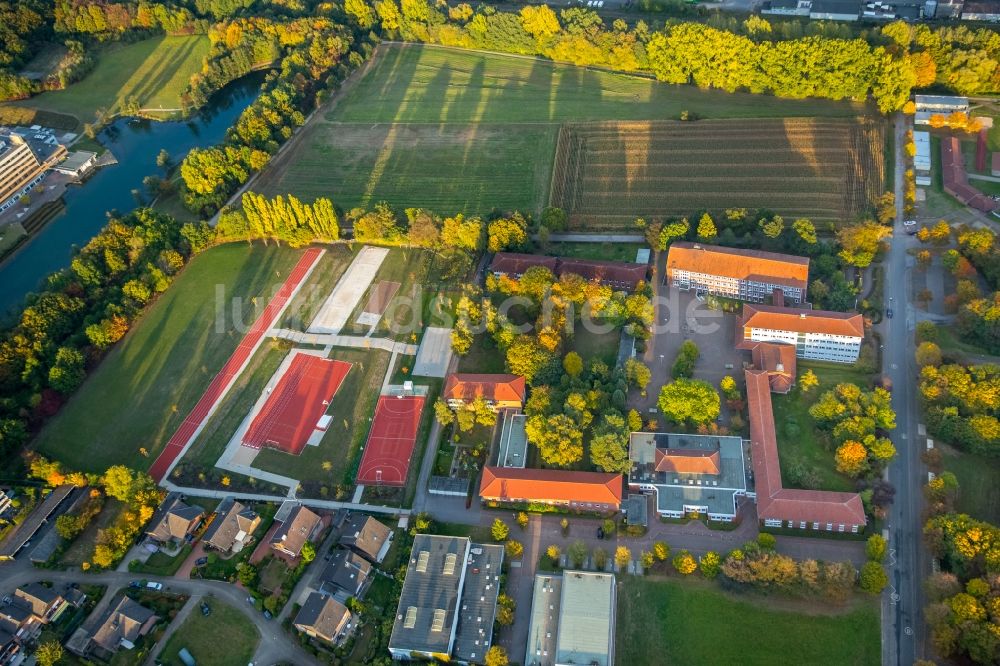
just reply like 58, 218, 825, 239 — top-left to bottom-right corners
357, 395, 425, 486
616, 578, 880, 666
242, 352, 352, 454
550, 118, 885, 228
33, 244, 306, 472
9, 35, 209, 123
254, 43, 872, 219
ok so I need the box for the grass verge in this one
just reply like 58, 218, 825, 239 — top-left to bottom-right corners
159, 599, 260, 666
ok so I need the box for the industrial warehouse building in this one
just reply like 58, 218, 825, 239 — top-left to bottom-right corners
388, 535, 504, 663
525, 571, 616, 666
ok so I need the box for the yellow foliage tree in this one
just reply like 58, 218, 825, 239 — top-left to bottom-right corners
835, 440, 868, 476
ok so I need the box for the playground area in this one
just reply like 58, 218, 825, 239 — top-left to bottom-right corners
356, 394, 426, 487
242, 352, 353, 455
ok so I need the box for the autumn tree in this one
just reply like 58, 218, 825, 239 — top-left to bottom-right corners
615, 545, 632, 568
35, 641, 63, 666
563, 351, 583, 377
700, 551, 721, 579
697, 213, 717, 241
800, 368, 820, 392
485, 645, 509, 666
673, 549, 697, 575
625, 358, 651, 391
838, 221, 892, 268
654, 541, 670, 561
916, 341, 943, 367
866, 534, 888, 563
487, 215, 528, 252
526, 413, 583, 466
835, 440, 869, 476
491, 518, 509, 542
860, 561, 888, 594
506, 539, 524, 558
657, 379, 721, 426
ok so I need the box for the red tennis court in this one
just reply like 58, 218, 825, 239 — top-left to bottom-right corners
148, 248, 324, 481
356, 395, 425, 486
243, 352, 352, 454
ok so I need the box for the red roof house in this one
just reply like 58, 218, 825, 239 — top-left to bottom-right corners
479, 467, 623, 511
443, 374, 526, 409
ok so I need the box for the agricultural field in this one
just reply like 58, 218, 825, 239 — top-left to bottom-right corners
33, 243, 304, 473
255, 43, 873, 220
7, 35, 208, 124
616, 578, 880, 666
550, 118, 885, 229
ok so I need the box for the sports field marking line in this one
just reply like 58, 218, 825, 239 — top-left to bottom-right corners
152, 249, 325, 482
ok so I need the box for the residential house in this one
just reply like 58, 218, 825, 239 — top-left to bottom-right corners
321, 549, 373, 599
13, 583, 66, 624
270, 505, 322, 559
443, 374, 526, 411
71, 596, 157, 660
0, 624, 19, 666
388, 535, 505, 663
0, 600, 38, 645
666, 242, 809, 304
489, 253, 558, 279
293, 592, 353, 646
746, 369, 867, 533
479, 467, 623, 513
146, 495, 204, 546
339, 515, 392, 564
737, 304, 864, 364
201, 498, 261, 553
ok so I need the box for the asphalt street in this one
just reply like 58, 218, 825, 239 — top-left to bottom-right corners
882, 111, 926, 666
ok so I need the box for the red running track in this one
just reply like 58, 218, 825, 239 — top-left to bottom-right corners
356, 395, 425, 487
148, 248, 324, 482
242, 352, 352, 455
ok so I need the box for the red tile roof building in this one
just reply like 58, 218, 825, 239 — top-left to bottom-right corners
654, 448, 722, 475
443, 374, 526, 410
666, 242, 809, 304
750, 342, 797, 394
745, 369, 866, 532
737, 304, 864, 364
941, 136, 999, 213
489, 253, 648, 291
479, 467, 623, 512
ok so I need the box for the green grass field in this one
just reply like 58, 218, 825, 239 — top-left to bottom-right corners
255, 43, 870, 219
159, 600, 259, 666
34, 244, 304, 472
9, 36, 208, 123
616, 578, 880, 666
943, 445, 1000, 525
771, 361, 874, 493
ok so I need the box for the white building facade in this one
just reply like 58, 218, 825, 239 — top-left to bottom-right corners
740, 305, 864, 364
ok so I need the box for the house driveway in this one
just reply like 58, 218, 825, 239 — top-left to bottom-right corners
176, 542, 208, 579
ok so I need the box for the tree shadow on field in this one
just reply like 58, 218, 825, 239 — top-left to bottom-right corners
129, 37, 200, 108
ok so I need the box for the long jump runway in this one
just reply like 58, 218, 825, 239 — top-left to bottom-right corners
242, 352, 352, 455
148, 248, 324, 482
356, 395, 425, 487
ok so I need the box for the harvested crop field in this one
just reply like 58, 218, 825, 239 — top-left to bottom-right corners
550, 118, 885, 229
255, 44, 875, 221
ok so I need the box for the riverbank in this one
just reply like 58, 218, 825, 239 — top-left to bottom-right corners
0, 73, 264, 318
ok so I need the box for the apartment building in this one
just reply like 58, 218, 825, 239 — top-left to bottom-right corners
666, 242, 809, 304
737, 304, 864, 363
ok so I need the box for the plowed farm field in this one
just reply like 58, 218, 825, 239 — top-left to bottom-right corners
550, 118, 885, 229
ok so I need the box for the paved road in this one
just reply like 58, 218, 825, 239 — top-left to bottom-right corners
882, 111, 926, 666
0, 559, 318, 665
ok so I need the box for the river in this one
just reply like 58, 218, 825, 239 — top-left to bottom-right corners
0, 74, 263, 317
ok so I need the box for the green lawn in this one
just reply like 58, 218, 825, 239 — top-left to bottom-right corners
9, 35, 209, 123
59, 498, 124, 567
616, 578, 880, 666
252, 347, 392, 485
34, 243, 305, 472
943, 446, 1000, 525
159, 599, 260, 666
770, 361, 874, 493
571, 325, 621, 368
255, 42, 867, 218
549, 241, 645, 262
458, 335, 508, 374
130, 545, 193, 576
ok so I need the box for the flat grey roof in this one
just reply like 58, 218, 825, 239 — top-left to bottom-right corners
0, 485, 74, 559
497, 410, 527, 468
453, 543, 505, 663
555, 571, 616, 666
525, 574, 562, 666
629, 432, 750, 516
623, 495, 648, 527
388, 534, 470, 657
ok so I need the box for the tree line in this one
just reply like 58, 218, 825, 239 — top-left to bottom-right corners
346, 0, 1000, 108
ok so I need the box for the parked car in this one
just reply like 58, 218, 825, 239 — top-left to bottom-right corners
129, 581, 141, 589
597, 527, 605, 539
146, 582, 163, 591
195, 557, 208, 566
262, 610, 273, 620
886, 308, 893, 319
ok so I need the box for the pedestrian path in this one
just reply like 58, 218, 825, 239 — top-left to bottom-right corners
268, 327, 417, 354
